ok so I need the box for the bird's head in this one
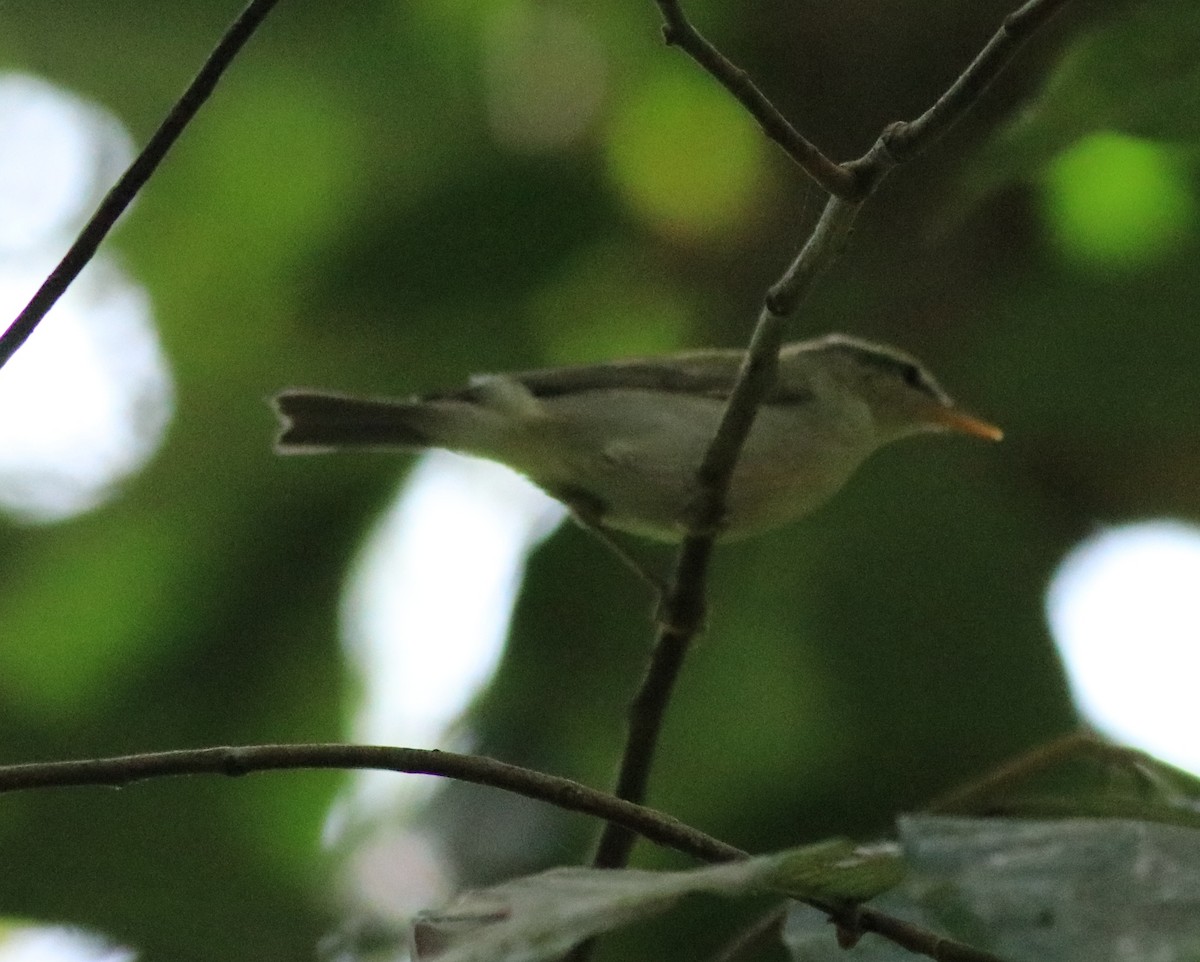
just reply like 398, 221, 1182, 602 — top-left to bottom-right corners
792, 334, 1003, 444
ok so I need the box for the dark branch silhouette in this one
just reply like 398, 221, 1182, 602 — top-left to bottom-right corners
0, 0, 283, 371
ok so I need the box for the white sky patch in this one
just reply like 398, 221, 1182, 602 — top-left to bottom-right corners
333, 451, 565, 832
0, 74, 133, 252
0, 926, 134, 962
1046, 520, 1200, 774
0, 72, 172, 523
0, 260, 172, 521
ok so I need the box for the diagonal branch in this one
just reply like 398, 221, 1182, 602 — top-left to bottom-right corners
707, 906, 787, 962
0, 0, 283, 372
652, 0, 855, 197
877, 0, 1075, 167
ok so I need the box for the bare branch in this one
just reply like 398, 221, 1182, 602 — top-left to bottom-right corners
0, 743, 741, 863
707, 906, 787, 962
847, 905, 1012, 962
712, 903, 1009, 962
877, 0, 1074, 168
652, 0, 855, 197
0, 0, 283, 372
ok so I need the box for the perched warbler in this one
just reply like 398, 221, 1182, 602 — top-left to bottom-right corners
273, 334, 1001, 541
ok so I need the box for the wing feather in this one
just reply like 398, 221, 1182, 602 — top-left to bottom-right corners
428, 349, 814, 405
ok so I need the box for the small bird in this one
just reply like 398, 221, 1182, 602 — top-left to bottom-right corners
273, 334, 1001, 542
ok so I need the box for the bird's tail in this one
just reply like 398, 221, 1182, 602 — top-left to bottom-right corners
273, 391, 436, 453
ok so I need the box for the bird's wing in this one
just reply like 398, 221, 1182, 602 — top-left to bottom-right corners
448, 349, 814, 405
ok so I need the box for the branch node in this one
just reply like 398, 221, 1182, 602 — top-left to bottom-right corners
845, 132, 901, 197
1002, 7, 1028, 34
876, 121, 907, 160
655, 581, 708, 638
762, 286, 790, 318
222, 747, 253, 776
827, 901, 869, 950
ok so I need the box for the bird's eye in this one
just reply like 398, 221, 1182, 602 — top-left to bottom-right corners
902, 364, 924, 389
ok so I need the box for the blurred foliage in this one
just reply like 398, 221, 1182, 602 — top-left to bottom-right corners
0, 0, 1198, 960
964, 0, 1200, 204
1043, 133, 1196, 267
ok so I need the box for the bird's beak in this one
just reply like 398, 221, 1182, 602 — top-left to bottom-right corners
927, 404, 1004, 442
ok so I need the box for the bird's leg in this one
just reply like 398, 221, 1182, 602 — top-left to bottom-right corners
563, 503, 666, 597
575, 515, 666, 596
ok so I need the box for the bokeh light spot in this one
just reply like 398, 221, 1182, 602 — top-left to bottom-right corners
605, 67, 767, 240
0, 925, 133, 962
328, 452, 565, 919
484, 2, 608, 153
333, 452, 565, 828
1046, 520, 1200, 773
1042, 132, 1195, 268
0, 73, 172, 523
0, 262, 172, 523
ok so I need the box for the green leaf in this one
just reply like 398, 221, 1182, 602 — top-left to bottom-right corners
411, 840, 903, 962
785, 817, 1200, 962
765, 840, 906, 905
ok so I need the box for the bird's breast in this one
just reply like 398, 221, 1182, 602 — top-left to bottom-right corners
515, 390, 877, 540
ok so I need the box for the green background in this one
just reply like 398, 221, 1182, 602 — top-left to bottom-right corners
0, 0, 1198, 959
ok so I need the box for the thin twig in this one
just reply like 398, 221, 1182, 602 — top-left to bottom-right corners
848, 905, 1011, 962
0, 743, 740, 863
570, 512, 666, 595
925, 732, 1093, 814
919, 729, 1199, 817
0, 744, 1008, 962
652, 0, 855, 198
587, 0, 1075, 893
591, 535, 713, 869
654, 0, 1072, 200
790, 901, 1012, 962
877, 0, 1074, 168
707, 905, 787, 962
0, 0, 283, 372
